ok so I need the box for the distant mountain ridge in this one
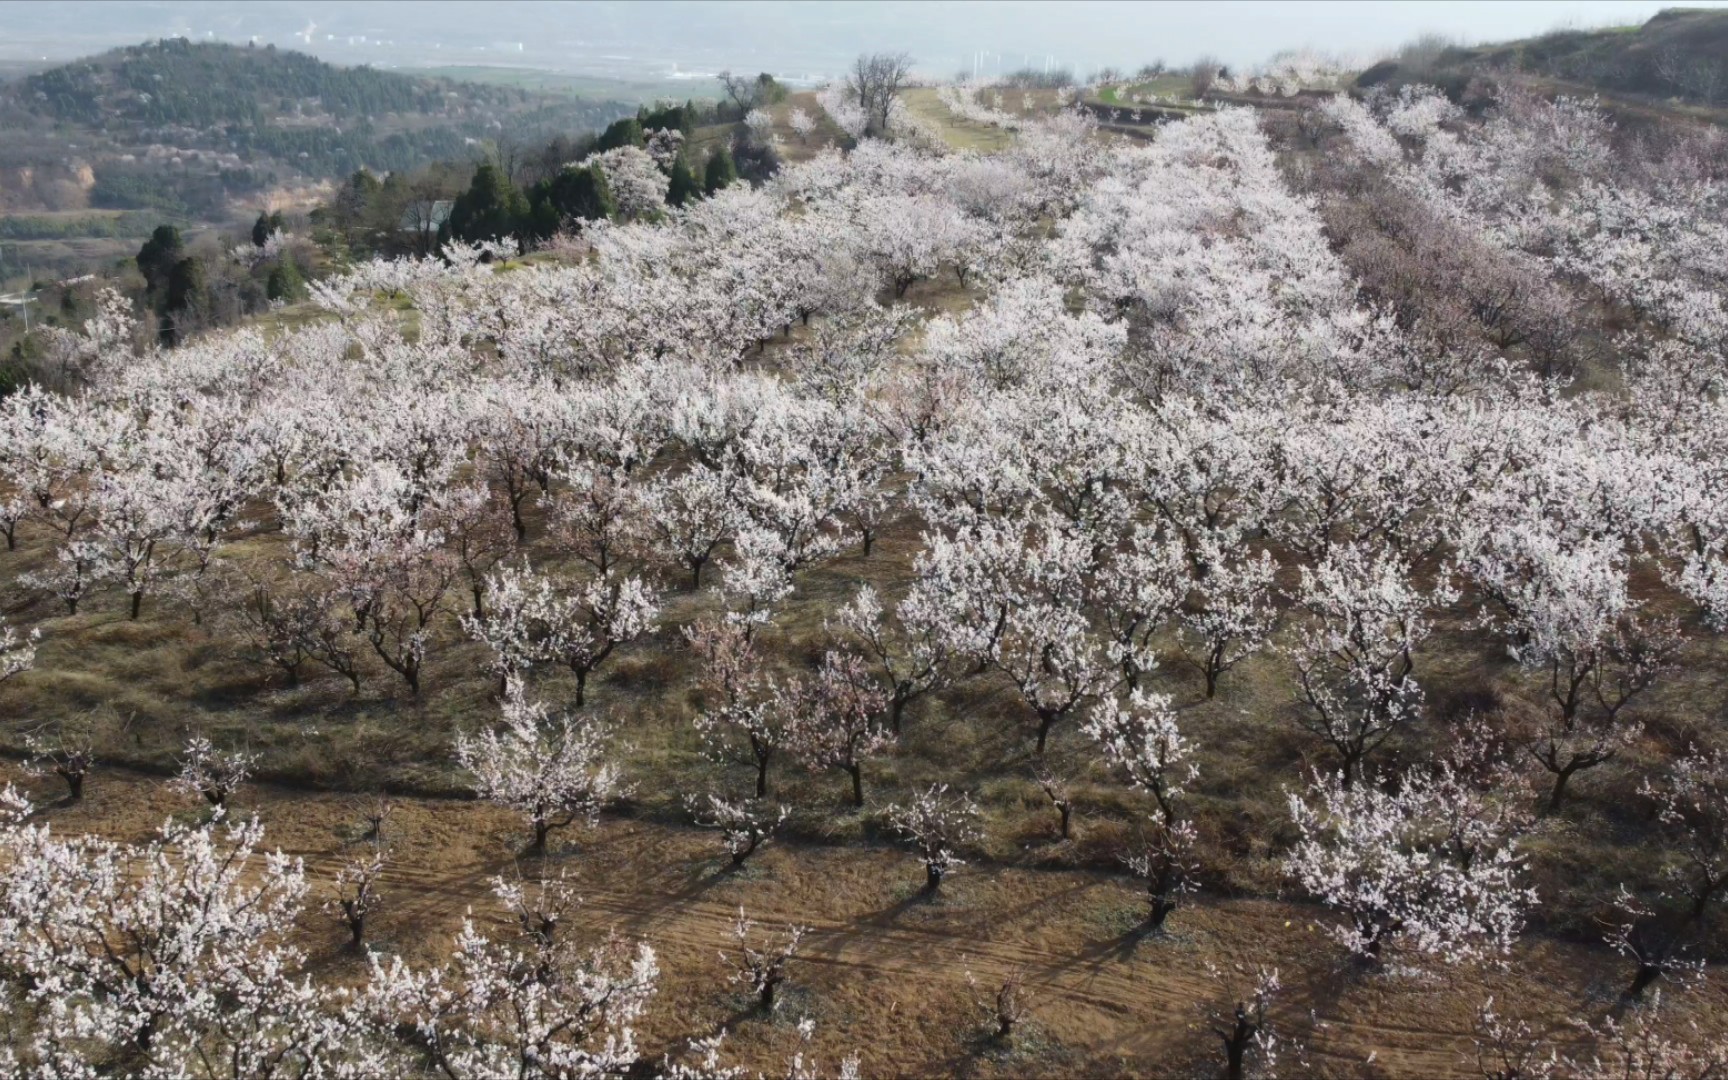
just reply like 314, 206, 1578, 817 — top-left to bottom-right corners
0, 38, 636, 218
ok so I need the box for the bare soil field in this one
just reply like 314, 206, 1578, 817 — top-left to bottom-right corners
4, 764, 1714, 1078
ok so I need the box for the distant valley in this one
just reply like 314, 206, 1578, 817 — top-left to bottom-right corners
0, 38, 637, 277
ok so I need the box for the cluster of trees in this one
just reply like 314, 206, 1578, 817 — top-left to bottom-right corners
124, 218, 312, 346
133, 224, 203, 343
4, 65, 1728, 1071
435, 101, 796, 247
315, 92, 796, 259
718, 70, 791, 121
991, 67, 1080, 90
844, 53, 913, 137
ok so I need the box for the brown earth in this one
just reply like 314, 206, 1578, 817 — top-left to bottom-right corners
5, 764, 1712, 1079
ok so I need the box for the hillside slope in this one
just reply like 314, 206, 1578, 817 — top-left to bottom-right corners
0, 38, 635, 217
1361, 8, 1728, 112
1458, 8, 1728, 102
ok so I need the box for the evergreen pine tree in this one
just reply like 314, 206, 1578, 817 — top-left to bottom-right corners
162, 255, 206, 345
251, 210, 286, 247
597, 116, 645, 151
444, 163, 528, 245
667, 154, 701, 207
135, 225, 184, 298
266, 258, 305, 302
704, 145, 739, 196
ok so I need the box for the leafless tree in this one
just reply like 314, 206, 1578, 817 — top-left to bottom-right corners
718, 71, 761, 114
354, 793, 395, 845
724, 908, 807, 1013
490, 135, 533, 189
1657, 47, 1726, 105
1033, 760, 1075, 841
26, 715, 101, 801
968, 967, 1029, 1041
847, 53, 914, 137
1189, 56, 1221, 98
327, 847, 386, 950
1396, 32, 1457, 73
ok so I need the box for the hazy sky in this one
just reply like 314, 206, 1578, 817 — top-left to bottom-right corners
3, 1, 1725, 81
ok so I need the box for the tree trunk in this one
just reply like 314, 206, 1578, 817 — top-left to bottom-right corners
349, 915, 365, 950
135, 1014, 158, 1054
1224, 1031, 1250, 1080
531, 819, 550, 854
130, 590, 143, 620
1625, 961, 1662, 1001
1362, 926, 1384, 961
1547, 764, 1579, 814
574, 668, 587, 707
1339, 753, 1360, 791
1058, 801, 1072, 840
755, 758, 768, 799
1691, 881, 1723, 922
1148, 895, 1175, 931
1035, 714, 1054, 755
848, 763, 864, 808
925, 862, 943, 894
62, 770, 84, 801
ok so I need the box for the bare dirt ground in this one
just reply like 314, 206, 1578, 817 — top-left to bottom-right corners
6, 764, 1710, 1079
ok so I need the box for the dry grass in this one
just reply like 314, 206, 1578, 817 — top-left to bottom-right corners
1097, 75, 1195, 104
772, 92, 854, 164
899, 87, 1017, 154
